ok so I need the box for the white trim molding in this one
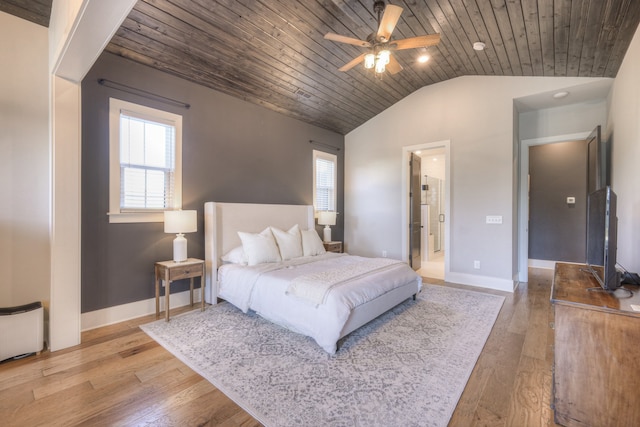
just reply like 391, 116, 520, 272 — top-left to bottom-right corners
446, 272, 516, 293
81, 289, 202, 331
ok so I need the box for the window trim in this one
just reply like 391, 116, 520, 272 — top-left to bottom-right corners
108, 98, 183, 223
312, 149, 337, 215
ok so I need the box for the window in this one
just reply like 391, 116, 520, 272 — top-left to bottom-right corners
313, 150, 337, 212
109, 98, 183, 223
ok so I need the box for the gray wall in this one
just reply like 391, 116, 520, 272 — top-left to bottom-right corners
81, 52, 344, 313
528, 140, 587, 262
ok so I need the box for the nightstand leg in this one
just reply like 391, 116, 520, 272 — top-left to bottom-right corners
155, 268, 160, 319
190, 277, 194, 307
164, 269, 170, 322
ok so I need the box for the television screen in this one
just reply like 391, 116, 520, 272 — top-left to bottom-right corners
586, 186, 619, 290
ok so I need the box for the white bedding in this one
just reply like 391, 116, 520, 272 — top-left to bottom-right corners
218, 253, 422, 353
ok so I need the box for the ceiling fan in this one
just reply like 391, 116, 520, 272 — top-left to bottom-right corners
324, 1, 440, 76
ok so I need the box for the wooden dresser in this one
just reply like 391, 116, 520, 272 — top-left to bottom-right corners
551, 262, 640, 426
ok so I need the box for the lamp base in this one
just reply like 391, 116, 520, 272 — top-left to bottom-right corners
173, 233, 188, 262
323, 225, 332, 243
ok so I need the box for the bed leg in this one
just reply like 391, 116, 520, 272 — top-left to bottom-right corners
413, 293, 417, 301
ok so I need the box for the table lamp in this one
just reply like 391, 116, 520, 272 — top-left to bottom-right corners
164, 210, 197, 262
317, 211, 337, 243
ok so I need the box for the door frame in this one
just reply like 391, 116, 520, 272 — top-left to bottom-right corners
401, 140, 450, 280
518, 131, 591, 283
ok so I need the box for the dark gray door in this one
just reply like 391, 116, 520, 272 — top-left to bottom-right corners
529, 140, 588, 262
410, 153, 421, 270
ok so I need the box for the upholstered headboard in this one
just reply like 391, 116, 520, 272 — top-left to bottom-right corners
203, 202, 315, 303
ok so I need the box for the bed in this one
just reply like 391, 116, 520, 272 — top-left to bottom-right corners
204, 202, 422, 353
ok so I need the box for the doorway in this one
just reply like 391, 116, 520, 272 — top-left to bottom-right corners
417, 149, 446, 279
518, 131, 592, 282
401, 141, 450, 281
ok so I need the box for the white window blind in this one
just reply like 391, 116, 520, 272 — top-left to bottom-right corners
313, 150, 337, 212
119, 113, 176, 211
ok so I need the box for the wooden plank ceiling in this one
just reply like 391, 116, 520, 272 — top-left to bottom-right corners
5, 1, 640, 135
0, 0, 51, 27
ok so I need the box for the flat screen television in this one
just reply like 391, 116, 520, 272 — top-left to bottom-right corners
586, 185, 619, 290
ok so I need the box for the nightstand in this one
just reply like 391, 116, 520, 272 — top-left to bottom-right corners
155, 258, 205, 321
323, 241, 343, 253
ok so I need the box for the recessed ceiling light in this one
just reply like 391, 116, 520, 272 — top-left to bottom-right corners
417, 54, 430, 63
473, 42, 486, 51
553, 91, 570, 99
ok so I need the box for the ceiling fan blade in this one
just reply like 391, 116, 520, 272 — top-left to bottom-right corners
391, 34, 441, 50
386, 54, 403, 74
338, 53, 366, 72
324, 33, 371, 48
377, 4, 403, 42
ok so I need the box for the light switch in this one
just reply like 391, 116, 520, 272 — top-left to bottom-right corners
567, 197, 576, 204
486, 215, 502, 224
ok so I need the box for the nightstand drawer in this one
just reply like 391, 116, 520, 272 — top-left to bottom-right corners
323, 241, 342, 253
169, 265, 202, 280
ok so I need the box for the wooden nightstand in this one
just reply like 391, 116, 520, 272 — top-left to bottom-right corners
155, 258, 205, 321
323, 241, 343, 253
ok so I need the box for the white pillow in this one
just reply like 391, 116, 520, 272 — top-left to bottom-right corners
238, 228, 282, 266
271, 224, 303, 260
301, 228, 326, 256
220, 246, 247, 264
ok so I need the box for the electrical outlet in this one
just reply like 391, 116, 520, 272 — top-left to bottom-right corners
382, 250, 387, 258
474, 260, 480, 269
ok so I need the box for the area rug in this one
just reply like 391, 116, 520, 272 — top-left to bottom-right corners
141, 285, 504, 427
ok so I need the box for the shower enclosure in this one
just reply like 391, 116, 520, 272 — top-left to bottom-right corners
426, 176, 445, 253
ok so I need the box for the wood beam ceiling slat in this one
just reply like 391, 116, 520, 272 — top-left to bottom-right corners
0, 0, 51, 27
8, 0, 639, 135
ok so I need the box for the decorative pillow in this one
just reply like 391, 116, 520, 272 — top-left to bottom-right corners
271, 224, 303, 260
238, 227, 282, 266
220, 246, 247, 264
301, 228, 326, 256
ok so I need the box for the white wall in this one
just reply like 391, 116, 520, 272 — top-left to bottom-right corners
345, 75, 606, 290
608, 24, 640, 274
519, 100, 608, 141
0, 12, 50, 307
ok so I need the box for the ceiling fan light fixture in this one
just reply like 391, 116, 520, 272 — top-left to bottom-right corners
375, 58, 386, 74
364, 53, 376, 69
378, 50, 390, 65
418, 54, 430, 63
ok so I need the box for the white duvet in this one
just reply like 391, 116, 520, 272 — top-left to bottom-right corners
217, 253, 422, 353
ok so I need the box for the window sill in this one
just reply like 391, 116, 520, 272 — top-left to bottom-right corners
108, 211, 164, 224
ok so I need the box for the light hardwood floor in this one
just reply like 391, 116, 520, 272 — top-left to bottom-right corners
1, 268, 559, 426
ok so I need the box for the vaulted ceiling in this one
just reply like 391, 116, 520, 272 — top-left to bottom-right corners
4, 0, 640, 135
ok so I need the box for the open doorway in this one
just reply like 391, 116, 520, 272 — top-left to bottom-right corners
401, 141, 450, 281
417, 148, 446, 279
518, 131, 592, 282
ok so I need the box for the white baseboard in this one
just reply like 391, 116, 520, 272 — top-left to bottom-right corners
445, 272, 515, 293
81, 289, 202, 332
528, 259, 557, 270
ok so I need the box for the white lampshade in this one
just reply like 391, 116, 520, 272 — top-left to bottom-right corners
317, 211, 336, 226
164, 210, 197, 262
164, 210, 197, 233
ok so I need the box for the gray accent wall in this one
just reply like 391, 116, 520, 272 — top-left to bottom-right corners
81, 52, 344, 313
528, 140, 587, 262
